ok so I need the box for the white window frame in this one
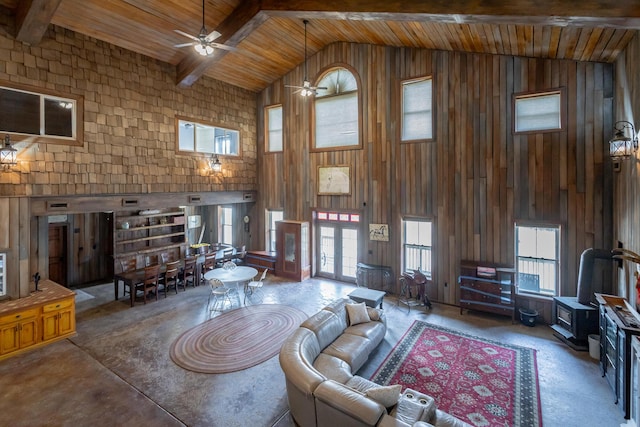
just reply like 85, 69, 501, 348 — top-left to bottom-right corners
265, 105, 283, 152
514, 90, 564, 133
403, 219, 433, 276
401, 77, 433, 142
177, 116, 240, 156
266, 209, 283, 252
218, 206, 233, 245
313, 67, 361, 151
515, 223, 561, 297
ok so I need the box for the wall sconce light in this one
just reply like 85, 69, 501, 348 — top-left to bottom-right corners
609, 120, 638, 160
0, 134, 17, 171
209, 154, 222, 173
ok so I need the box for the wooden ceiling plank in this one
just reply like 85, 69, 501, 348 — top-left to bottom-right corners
15, 0, 62, 45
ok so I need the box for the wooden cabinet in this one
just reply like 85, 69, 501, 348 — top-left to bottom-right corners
458, 260, 516, 320
245, 251, 277, 274
0, 280, 76, 361
596, 293, 640, 419
275, 220, 310, 281
42, 298, 75, 342
114, 208, 186, 269
0, 308, 38, 355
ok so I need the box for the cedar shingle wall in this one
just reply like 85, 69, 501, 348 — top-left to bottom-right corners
0, 23, 257, 197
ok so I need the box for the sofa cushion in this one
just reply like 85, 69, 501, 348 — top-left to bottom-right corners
313, 353, 353, 384
322, 298, 350, 330
346, 301, 371, 325
365, 384, 403, 408
346, 375, 381, 393
345, 321, 387, 348
301, 309, 345, 350
323, 333, 371, 371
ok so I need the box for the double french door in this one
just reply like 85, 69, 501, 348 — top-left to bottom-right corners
316, 224, 358, 283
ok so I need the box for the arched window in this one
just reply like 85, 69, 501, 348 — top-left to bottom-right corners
314, 67, 360, 150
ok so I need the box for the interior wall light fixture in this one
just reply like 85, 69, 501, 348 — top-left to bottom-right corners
609, 120, 638, 161
0, 134, 17, 171
209, 154, 222, 173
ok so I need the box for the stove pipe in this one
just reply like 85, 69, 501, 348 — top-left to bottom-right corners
577, 248, 613, 304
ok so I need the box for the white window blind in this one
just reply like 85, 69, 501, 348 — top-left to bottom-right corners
402, 78, 433, 141
515, 92, 561, 132
315, 93, 358, 148
267, 106, 283, 152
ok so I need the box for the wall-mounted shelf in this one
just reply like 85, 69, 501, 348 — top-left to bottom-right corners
113, 209, 186, 268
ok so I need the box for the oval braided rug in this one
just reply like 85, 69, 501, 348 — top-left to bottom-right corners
170, 304, 307, 373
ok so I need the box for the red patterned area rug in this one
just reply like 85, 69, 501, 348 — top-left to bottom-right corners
170, 304, 307, 374
371, 321, 542, 427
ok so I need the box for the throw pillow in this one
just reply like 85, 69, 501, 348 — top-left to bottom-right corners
366, 307, 380, 321
346, 302, 371, 326
365, 384, 402, 408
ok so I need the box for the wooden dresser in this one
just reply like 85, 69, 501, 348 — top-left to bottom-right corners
0, 280, 76, 361
458, 260, 516, 321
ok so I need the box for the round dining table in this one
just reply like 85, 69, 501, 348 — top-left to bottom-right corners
203, 266, 258, 286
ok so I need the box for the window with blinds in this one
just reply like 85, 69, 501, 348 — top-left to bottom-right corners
514, 90, 563, 133
266, 105, 283, 152
177, 117, 240, 156
401, 77, 433, 142
313, 67, 360, 150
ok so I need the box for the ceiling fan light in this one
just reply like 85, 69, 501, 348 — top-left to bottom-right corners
194, 43, 213, 56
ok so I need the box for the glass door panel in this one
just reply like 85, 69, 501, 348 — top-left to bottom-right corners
319, 226, 335, 276
341, 228, 358, 279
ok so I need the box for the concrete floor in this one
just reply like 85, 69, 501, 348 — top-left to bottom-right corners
0, 275, 624, 427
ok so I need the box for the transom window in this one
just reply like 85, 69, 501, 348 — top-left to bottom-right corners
317, 211, 360, 222
403, 219, 433, 276
314, 67, 360, 150
177, 117, 240, 156
514, 90, 563, 133
401, 77, 433, 141
0, 83, 82, 145
265, 105, 283, 152
515, 223, 560, 296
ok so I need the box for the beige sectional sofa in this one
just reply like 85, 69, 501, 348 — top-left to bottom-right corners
279, 298, 471, 427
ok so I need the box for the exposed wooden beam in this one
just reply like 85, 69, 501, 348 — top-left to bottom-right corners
15, 0, 62, 45
176, 0, 266, 88
262, 0, 640, 27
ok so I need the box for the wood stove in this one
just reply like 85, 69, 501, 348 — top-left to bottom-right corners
551, 248, 613, 350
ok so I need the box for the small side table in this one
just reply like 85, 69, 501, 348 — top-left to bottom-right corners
348, 288, 386, 309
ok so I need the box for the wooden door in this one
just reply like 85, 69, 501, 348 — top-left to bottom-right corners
48, 224, 67, 286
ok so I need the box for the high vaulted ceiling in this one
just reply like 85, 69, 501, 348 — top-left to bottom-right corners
2, 0, 640, 92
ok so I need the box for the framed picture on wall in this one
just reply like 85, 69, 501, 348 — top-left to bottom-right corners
318, 166, 351, 195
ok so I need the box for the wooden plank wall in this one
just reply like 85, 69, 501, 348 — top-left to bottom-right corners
613, 32, 640, 304
258, 42, 614, 319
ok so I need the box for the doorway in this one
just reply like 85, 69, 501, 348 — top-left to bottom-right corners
315, 211, 360, 283
48, 224, 68, 286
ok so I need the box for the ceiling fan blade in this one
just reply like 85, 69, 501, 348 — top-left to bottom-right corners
313, 86, 328, 90
209, 42, 237, 52
174, 29, 199, 42
174, 42, 195, 48
205, 30, 221, 42
285, 84, 304, 89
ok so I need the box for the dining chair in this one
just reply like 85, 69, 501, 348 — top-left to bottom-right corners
183, 256, 197, 287
119, 258, 138, 300
160, 252, 172, 264
232, 245, 246, 265
162, 260, 182, 296
137, 264, 160, 304
207, 278, 232, 315
244, 268, 268, 305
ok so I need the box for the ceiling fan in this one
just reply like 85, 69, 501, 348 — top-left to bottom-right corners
286, 20, 327, 97
174, 0, 236, 56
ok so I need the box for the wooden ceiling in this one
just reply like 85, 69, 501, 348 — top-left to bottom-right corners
2, 0, 640, 92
